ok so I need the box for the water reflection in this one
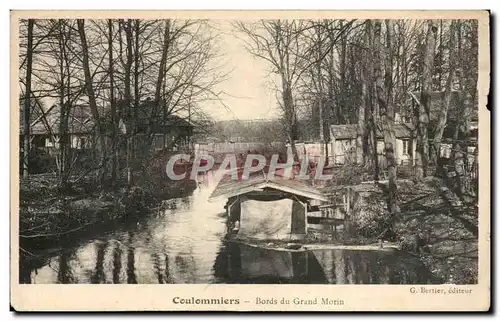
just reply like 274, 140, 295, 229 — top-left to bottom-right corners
20, 176, 435, 284
90, 241, 106, 284
57, 249, 75, 284
126, 233, 137, 284
212, 243, 435, 284
112, 242, 122, 284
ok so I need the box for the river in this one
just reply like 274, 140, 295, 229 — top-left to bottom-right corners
19, 176, 436, 284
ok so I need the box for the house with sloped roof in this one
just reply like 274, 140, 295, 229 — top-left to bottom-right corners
20, 99, 194, 153
20, 103, 95, 150
119, 99, 194, 153
329, 122, 417, 166
134, 113, 193, 152
209, 170, 328, 241
408, 90, 478, 139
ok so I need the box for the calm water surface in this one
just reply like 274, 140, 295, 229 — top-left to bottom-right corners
21, 178, 435, 284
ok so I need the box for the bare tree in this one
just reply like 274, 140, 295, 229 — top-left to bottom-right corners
22, 19, 34, 178
153, 19, 172, 128
374, 20, 397, 237
235, 20, 310, 160
57, 20, 70, 184
19, 19, 83, 184
356, 24, 368, 165
431, 20, 457, 165
366, 20, 380, 180
237, 20, 355, 160
41, 19, 86, 185
415, 20, 437, 181
120, 19, 134, 185
108, 19, 118, 182
77, 19, 106, 183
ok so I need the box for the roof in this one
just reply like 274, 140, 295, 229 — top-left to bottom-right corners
330, 123, 414, 140
392, 123, 415, 138
135, 114, 193, 133
20, 101, 192, 135
410, 90, 478, 122
330, 124, 360, 140
123, 99, 194, 133
208, 170, 328, 203
20, 104, 94, 135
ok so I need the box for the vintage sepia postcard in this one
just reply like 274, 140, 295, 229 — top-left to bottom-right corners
10, 10, 490, 312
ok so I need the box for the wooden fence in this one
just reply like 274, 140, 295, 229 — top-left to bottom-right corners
195, 142, 286, 155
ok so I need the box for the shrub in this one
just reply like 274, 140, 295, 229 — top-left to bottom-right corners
27, 148, 57, 174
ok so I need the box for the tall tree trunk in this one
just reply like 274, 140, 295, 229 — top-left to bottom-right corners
283, 85, 298, 161
357, 75, 366, 165
452, 20, 477, 198
133, 19, 140, 129
315, 25, 326, 163
77, 19, 106, 183
57, 20, 70, 186
123, 19, 133, 119
339, 22, 347, 124
108, 19, 118, 182
357, 22, 368, 165
327, 29, 336, 126
62, 24, 74, 184
124, 19, 134, 186
438, 20, 444, 91
317, 75, 324, 145
432, 20, 457, 165
463, 21, 478, 137
374, 20, 397, 237
366, 20, 380, 180
152, 20, 171, 135
415, 20, 437, 181
22, 19, 34, 178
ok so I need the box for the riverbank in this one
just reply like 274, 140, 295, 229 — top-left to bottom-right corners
340, 177, 479, 284
19, 173, 197, 250
225, 175, 478, 284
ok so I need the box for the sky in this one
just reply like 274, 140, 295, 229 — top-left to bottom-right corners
201, 20, 280, 121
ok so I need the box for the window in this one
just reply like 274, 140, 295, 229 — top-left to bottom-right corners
402, 139, 411, 156
440, 144, 452, 158
153, 134, 164, 150
45, 138, 53, 147
376, 140, 384, 154
80, 137, 86, 149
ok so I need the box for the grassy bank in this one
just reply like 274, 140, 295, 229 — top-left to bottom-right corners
19, 173, 197, 250
356, 178, 478, 284
313, 174, 478, 284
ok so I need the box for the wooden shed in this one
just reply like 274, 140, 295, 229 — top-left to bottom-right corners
208, 171, 328, 241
